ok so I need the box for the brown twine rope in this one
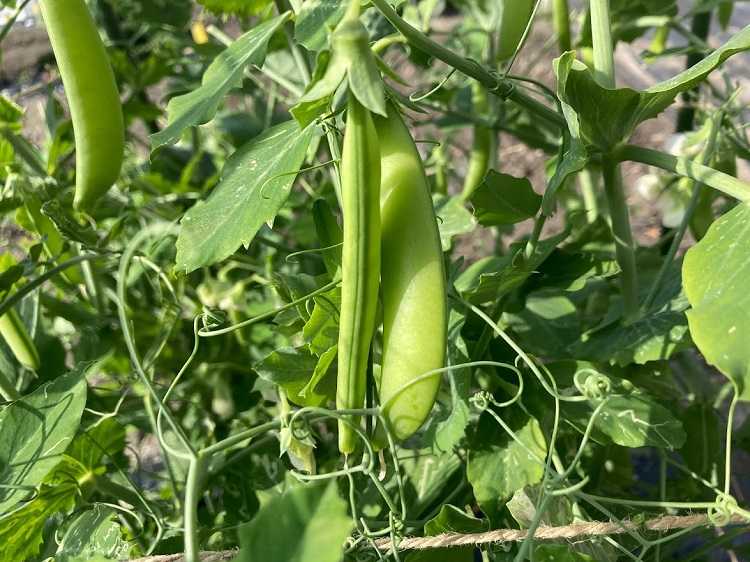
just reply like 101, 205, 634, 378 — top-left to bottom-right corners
124, 513, 749, 561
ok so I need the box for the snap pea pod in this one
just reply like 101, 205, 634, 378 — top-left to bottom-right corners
0, 307, 40, 372
38, 0, 125, 211
498, 0, 535, 60
373, 102, 446, 448
336, 96, 381, 454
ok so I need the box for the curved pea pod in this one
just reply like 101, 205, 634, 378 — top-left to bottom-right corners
498, 0, 535, 60
336, 97, 381, 454
0, 308, 40, 371
38, 0, 125, 211
373, 103, 446, 448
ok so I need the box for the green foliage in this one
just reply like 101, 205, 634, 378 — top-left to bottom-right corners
1, 0, 749, 559
236, 482, 353, 562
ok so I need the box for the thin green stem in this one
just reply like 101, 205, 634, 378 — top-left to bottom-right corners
602, 155, 640, 321
589, 0, 616, 88
523, 213, 546, 260
641, 113, 721, 313
369, 0, 566, 129
579, 166, 600, 223
553, 0, 571, 52
116, 223, 196, 458
618, 143, 750, 201
184, 455, 208, 562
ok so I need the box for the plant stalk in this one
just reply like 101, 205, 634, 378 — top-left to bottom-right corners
602, 156, 640, 321
617, 144, 750, 201
369, 0, 566, 129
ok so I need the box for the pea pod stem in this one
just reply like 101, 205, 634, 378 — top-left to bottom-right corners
616, 144, 750, 201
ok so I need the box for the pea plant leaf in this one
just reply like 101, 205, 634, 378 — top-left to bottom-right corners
149, 13, 291, 154
55, 504, 131, 562
554, 26, 750, 154
295, 0, 348, 52
467, 402, 546, 522
0, 365, 87, 514
469, 170, 542, 226
683, 200, 750, 400
0, 480, 79, 561
434, 194, 476, 251
302, 287, 341, 355
176, 120, 315, 272
253, 346, 336, 407
574, 260, 690, 365
237, 481, 353, 562
456, 231, 568, 305
406, 505, 488, 562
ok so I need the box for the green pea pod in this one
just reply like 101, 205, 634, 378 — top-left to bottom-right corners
38, 0, 125, 211
0, 308, 40, 371
460, 83, 491, 202
373, 103, 446, 448
337, 96, 381, 454
498, 0, 535, 61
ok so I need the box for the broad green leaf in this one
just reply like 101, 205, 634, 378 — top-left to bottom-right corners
303, 344, 337, 399
592, 395, 686, 449
508, 486, 571, 528
542, 91, 588, 214
554, 27, 750, 153
176, 120, 315, 272
237, 481, 352, 562
425, 504, 488, 535
254, 347, 336, 407
683, 200, 750, 399
64, 418, 127, 474
150, 14, 291, 153
0, 480, 78, 561
292, 51, 335, 128
55, 504, 131, 562
302, 287, 341, 355
505, 293, 581, 359
406, 505, 488, 562
0, 365, 87, 513
434, 194, 476, 251
467, 404, 546, 521
574, 263, 690, 365
523, 249, 619, 293
469, 170, 542, 226
299, 14, 385, 115
457, 232, 568, 305
295, 0, 348, 52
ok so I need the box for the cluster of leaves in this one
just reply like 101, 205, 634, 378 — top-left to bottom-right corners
0, 0, 749, 561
